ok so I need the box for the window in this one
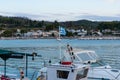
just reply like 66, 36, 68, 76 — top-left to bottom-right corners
57, 70, 69, 79
76, 68, 89, 80
78, 53, 92, 61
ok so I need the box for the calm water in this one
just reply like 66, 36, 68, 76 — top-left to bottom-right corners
0, 39, 120, 79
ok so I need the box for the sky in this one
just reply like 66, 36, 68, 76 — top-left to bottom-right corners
0, 0, 120, 21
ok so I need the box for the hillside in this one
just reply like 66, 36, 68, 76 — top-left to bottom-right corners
60, 20, 99, 29
0, 15, 120, 31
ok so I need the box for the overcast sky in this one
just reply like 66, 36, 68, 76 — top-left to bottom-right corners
0, 0, 120, 21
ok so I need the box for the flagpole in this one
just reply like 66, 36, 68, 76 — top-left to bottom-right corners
58, 26, 61, 40
59, 26, 62, 61
58, 26, 60, 40
58, 26, 66, 62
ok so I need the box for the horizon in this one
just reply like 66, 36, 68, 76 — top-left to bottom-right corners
0, 0, 120, 21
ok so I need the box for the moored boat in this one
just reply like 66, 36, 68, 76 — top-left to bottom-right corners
0, 49, 41, 80
64, 45, 120, 80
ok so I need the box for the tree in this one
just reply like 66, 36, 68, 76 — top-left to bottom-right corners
0, 27, 3, 30
45, 24, 54, 31
66, 31, 73, 37
20, 29, 28, 36
53, 20, 59, 29
1, 30, 12, 37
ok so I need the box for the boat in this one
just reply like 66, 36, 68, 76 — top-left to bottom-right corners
37, 61, 90, 80
37, 26, 120, 80
64, 44, 120, 80
0, 49, 41, 80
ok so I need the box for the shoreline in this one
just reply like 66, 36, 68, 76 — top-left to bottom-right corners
0, 36, 120, 40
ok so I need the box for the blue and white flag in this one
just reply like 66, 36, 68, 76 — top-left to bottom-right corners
59, 26, 66, 36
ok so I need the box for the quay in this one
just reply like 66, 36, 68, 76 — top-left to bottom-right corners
0, 36, 120, 40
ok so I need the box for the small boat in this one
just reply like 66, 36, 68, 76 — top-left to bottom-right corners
64, 45, 120, 80
37, 61, 89, 80
0, 49, 41, 80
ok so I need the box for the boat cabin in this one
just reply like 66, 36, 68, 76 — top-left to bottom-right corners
64, 49, 99, 64
37, 62, 89, 80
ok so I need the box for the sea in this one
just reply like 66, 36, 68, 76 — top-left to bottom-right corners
0, 39, 120, 79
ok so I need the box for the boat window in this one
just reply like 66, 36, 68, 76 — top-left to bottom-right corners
57, 70, 69, 79
77, 53, 93, 61
88, 52, 98, 60
76, 68, 89, 80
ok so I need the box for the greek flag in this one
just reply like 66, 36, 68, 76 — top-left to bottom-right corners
59, 26, 66, 36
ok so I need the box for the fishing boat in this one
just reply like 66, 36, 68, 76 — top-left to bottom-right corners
64, 44, 120, 80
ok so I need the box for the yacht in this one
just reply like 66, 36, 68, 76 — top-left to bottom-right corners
64, 45, 120, 80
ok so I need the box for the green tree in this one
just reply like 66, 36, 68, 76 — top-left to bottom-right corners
66, 31, 73, 37
45, 24, 54, 31
0, 27, 3, 30
53, 20, 59, 29
1, 30, 12, 37
20, 28, 28, 36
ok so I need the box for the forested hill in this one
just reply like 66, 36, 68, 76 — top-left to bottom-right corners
60, 20, 99, 29
0, 16, 46, 28
0, 15, 120, 30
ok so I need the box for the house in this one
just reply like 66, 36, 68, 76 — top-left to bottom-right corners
77, 29, 87, 36
49, 30, 59, 37
42, 32, 51, 37
112, 31, 120, 36
15, 29, 22, 37
92, 30, 103, 36
24, 32, 33, 37
0, 30, 5, 35
24, 30, 43, 38
67, 29, 76, 33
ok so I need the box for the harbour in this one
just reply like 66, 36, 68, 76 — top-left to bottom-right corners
0, 0, 120, 79
0, 39, 120, 79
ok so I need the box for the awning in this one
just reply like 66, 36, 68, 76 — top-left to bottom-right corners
0, 49, 41, 77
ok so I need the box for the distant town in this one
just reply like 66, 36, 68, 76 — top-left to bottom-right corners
0, 15, 120, 40
0, 28, 120, 40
